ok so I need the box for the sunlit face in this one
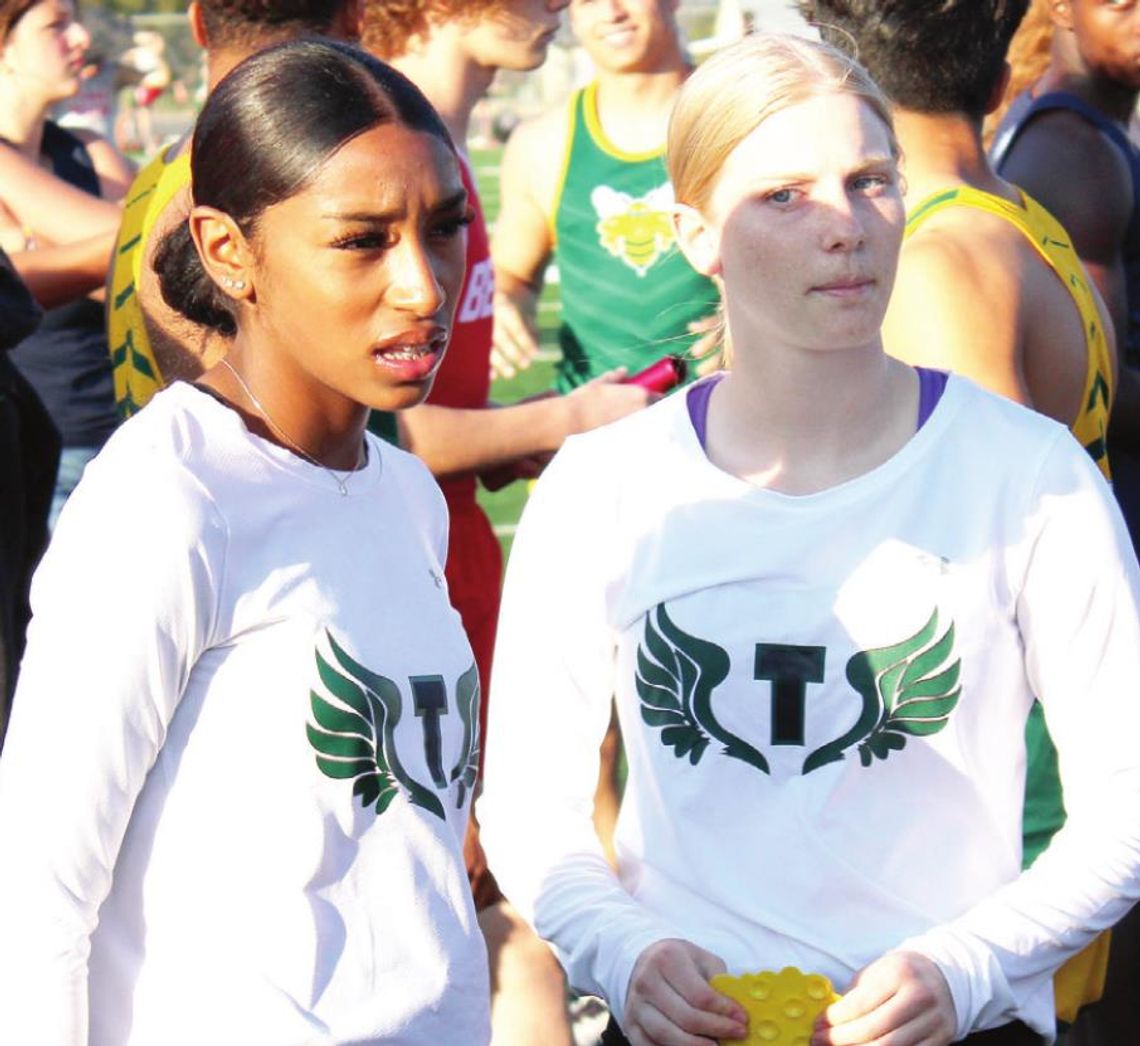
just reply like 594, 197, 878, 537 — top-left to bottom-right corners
1066, 0, 1140, 91
686, 93, 904, 359
1, 0, 88, 104
462, 0, 570, 72
242, 122, 469, 414
569, 0, 679, 74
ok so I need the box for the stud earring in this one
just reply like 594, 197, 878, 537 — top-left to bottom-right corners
222, 276, 247, 291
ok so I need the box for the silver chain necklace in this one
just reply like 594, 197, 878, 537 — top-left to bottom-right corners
218, 358, 361, 496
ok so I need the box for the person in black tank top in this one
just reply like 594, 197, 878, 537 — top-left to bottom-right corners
0, 244, 53, 749
0, 0, 133, 526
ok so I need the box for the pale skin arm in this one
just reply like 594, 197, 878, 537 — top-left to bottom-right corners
472, 390, 557, 491
883, 233, 1032, 406
397, 367, 652, 479
0, 142, 122, 242
492, 268, 544, 380
490, 111, 564, 379
10, 233, 117, 307
0, 141, 124, 304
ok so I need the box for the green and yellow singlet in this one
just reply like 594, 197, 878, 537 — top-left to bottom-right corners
905, 185, 1114, 481
106, 146, 191, 418
551, 82, 719, 391
907, 184, 1117, 1022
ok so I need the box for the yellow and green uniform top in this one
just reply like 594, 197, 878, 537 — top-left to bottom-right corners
905, 185, 1114, 481
551, 82, 719, 391
106, 145, 191, 419
907, 185, 1117, 1021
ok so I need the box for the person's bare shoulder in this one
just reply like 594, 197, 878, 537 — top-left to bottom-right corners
889, 202, 1090, 419
886, 210, 1025, 396
910, 201, 1031, 285
493, 101, 574, 284
894, 208, 1022, 332
500, 102, 573, 218
999, 109, 1132, 263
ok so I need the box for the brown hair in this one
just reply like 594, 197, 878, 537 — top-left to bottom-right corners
362, 0, 506, 59
0, 0, 40, 43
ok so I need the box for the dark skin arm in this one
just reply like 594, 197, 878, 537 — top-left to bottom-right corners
999, 109, 1140, 446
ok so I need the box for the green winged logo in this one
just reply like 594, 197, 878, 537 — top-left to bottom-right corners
636, 603, 769, 773
449, 662, 481, 809
803, 609, 961, 773
634, 603, 962, 778
306, 631, 480, 821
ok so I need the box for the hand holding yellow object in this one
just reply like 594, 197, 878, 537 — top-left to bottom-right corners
710, 966, 840, 1045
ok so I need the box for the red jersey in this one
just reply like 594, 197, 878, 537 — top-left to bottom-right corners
428, 157, 501, 749
429, 157, 495, 506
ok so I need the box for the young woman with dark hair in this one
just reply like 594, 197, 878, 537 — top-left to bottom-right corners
0, 39, 492, 1044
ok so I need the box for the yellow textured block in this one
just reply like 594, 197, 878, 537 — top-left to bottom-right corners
711, 966, 840, 1046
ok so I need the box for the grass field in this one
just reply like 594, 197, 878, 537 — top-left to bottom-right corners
469, 146, 560, 560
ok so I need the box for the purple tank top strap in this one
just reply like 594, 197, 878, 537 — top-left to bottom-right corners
686, 374, 724, 448
686, 369, 946, 451
916, 366, 949, 429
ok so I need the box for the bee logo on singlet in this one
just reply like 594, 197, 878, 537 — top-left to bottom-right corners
636, 604, 961, 776
305, 630, 480, 819
591, 183, 677, 277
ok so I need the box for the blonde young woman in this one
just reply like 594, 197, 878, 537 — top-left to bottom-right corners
479, 33, 1140, 1046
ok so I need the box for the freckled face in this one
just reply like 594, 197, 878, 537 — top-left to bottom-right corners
702, 93, 905, 358
245, 121, 470, 414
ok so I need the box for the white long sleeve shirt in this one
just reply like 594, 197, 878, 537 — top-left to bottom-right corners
0, 382, 491, 1045
479, 375, 1140, 1042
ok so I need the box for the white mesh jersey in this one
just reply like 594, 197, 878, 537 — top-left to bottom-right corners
0, 382, 491, 1045
479, 374, 1140, 1043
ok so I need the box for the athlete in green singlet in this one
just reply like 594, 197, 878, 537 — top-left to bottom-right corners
491, 0, 719, 387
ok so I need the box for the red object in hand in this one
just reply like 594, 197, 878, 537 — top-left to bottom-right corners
624, 356, 688, 393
